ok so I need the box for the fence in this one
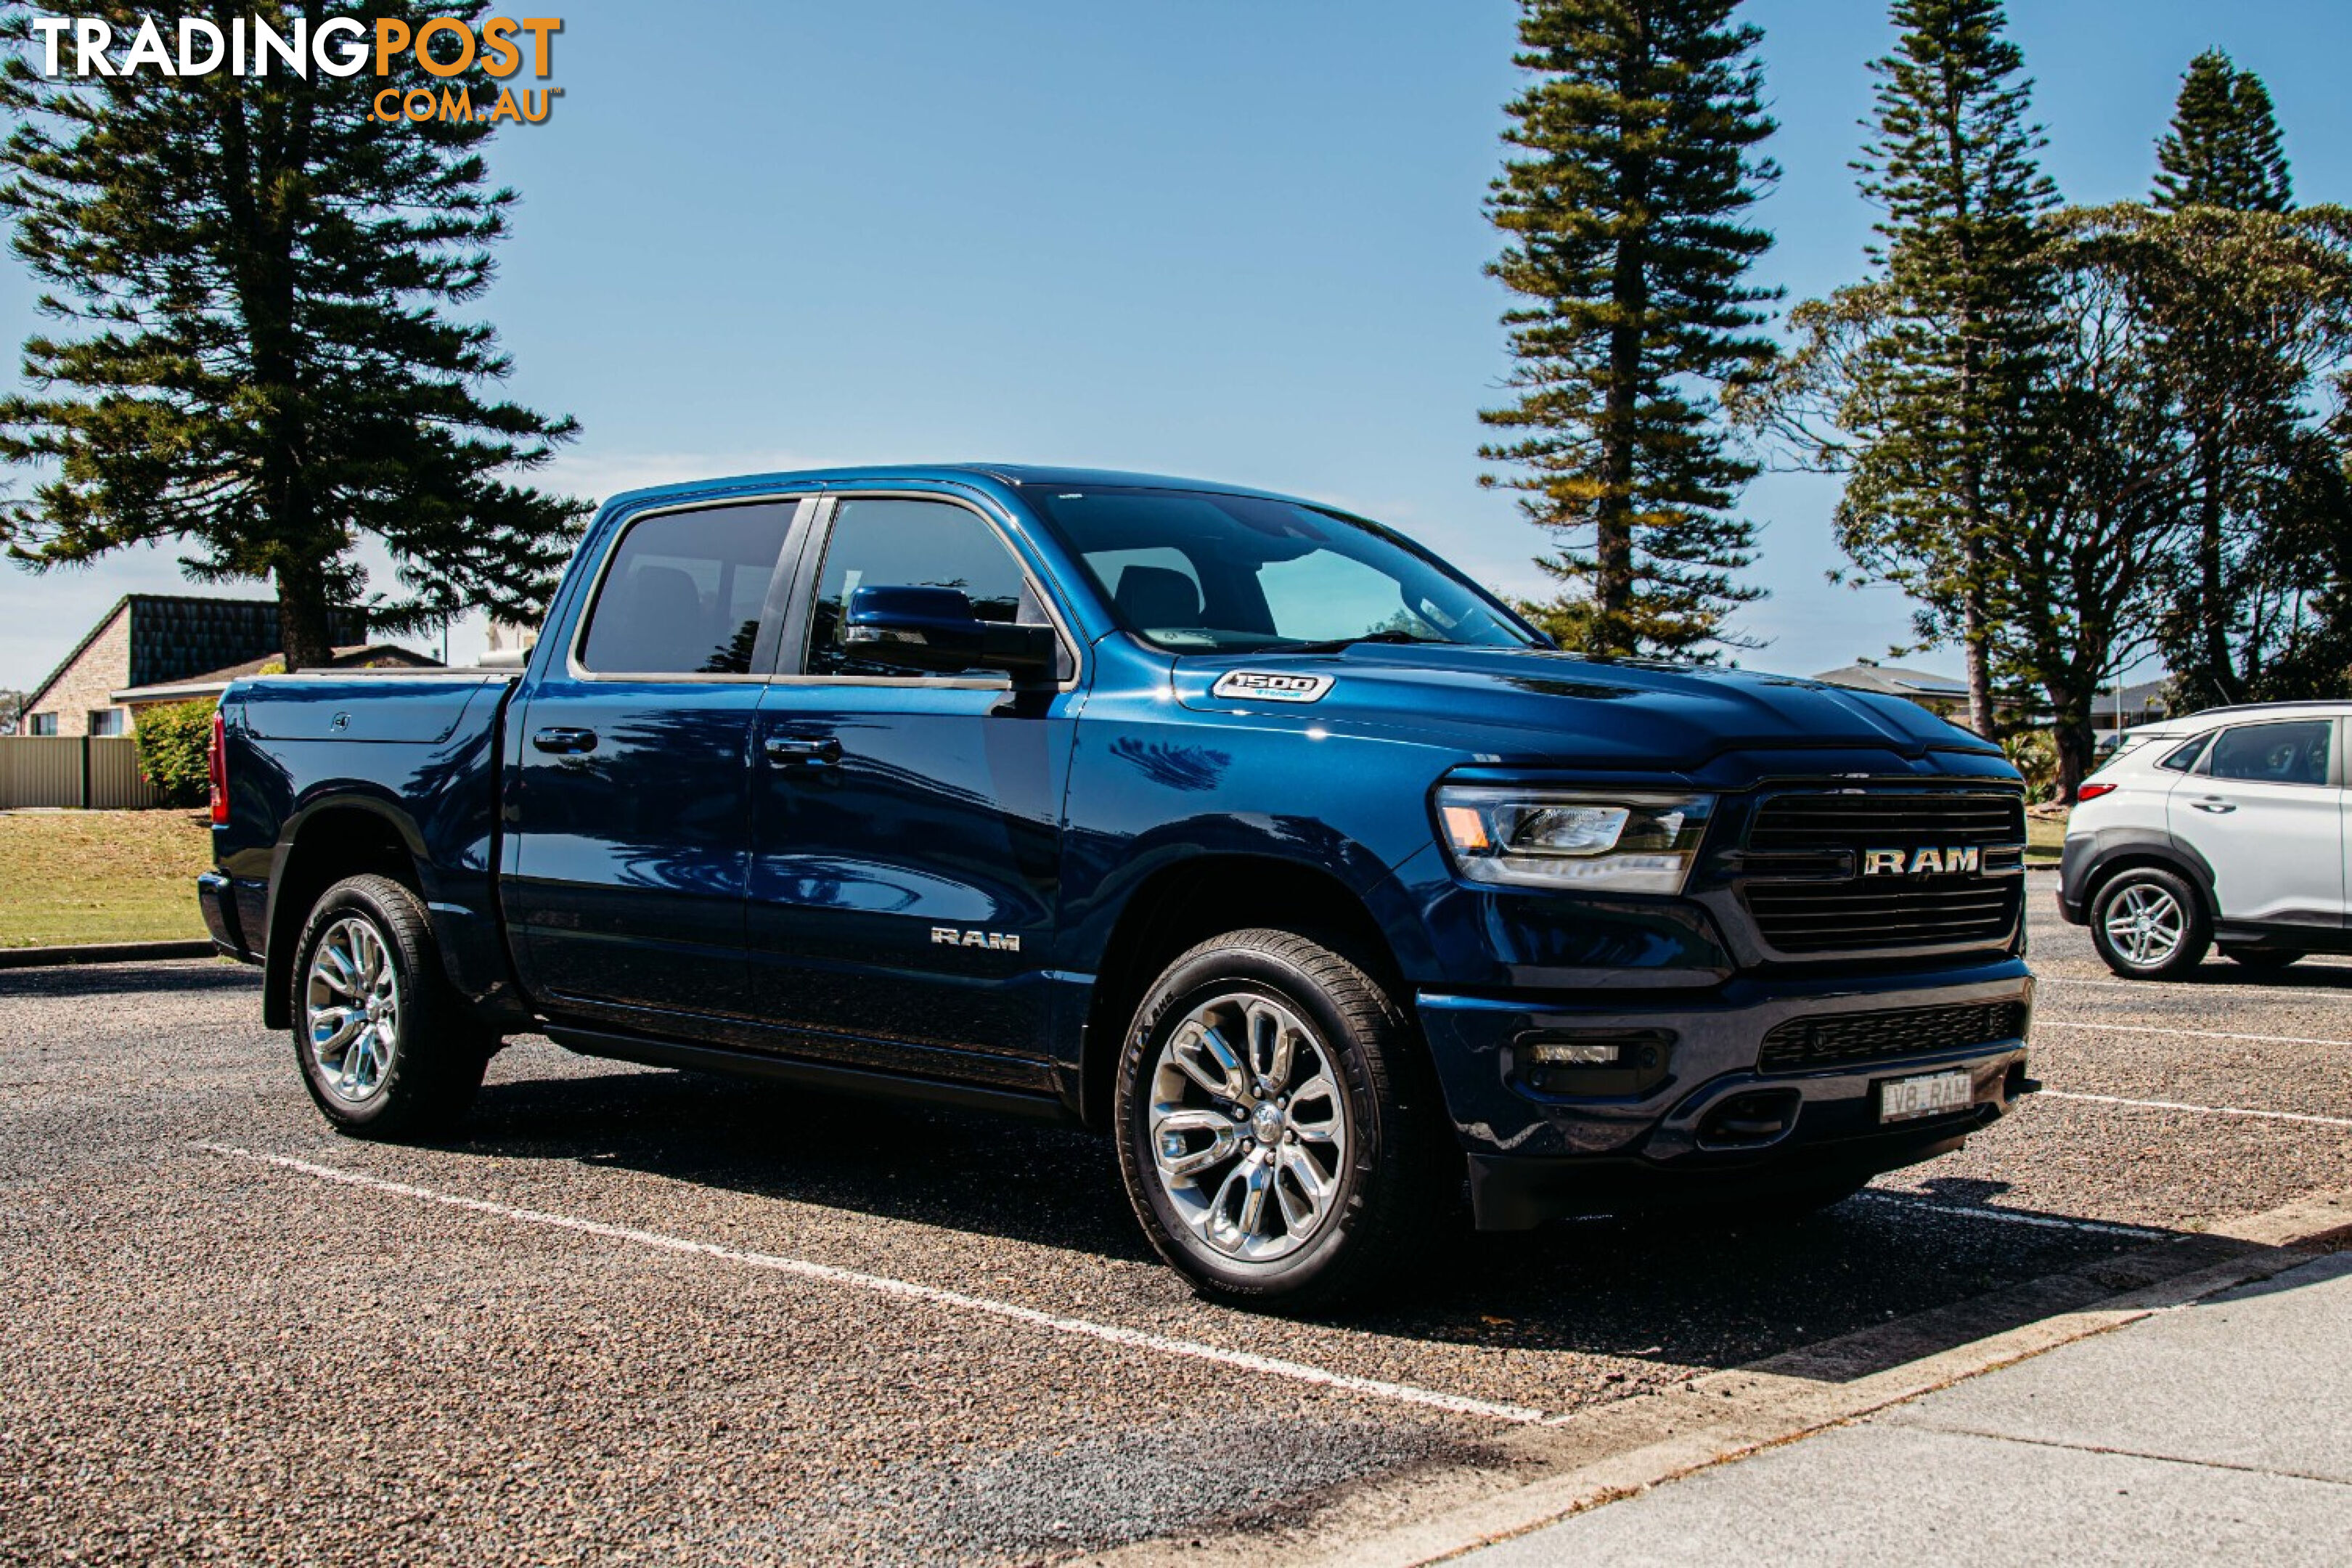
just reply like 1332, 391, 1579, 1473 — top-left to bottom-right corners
0, 737, 161, 810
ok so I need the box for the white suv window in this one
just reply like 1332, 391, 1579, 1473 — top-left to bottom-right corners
2205, 720, 2332, 787
2155, 735, 2210, 773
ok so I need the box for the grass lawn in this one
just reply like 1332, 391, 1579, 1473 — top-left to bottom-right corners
0, 809, 213, 948
2027, 812, 2067, 864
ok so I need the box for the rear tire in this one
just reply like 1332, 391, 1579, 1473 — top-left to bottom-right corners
2222, 946, 2306, 973
2089, 867, 2210, 979
1113, 928, 1456, 1310
290, 873, 494, 1138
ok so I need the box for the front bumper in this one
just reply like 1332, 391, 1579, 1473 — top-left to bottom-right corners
1417, 959, 2034, 1228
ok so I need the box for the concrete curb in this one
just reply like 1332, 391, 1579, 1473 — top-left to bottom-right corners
0, 939, 219, 970
1078, 1184, 2352, 1568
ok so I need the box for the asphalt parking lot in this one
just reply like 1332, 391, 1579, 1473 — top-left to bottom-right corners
5, 870, 2350, 1566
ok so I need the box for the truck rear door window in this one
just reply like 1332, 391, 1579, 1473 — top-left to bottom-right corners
578, 502, 797, 675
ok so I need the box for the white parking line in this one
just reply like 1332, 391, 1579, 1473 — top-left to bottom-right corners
194, 1142, 1562, 1427
1855, 1192, 2163, 1239
2032, 1019, 2352, 1049
2041, 976, 2352, 1006
2036, 1090, 2352, 1130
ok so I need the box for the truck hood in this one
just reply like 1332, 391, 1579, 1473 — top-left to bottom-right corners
1172, 642, 2001, 772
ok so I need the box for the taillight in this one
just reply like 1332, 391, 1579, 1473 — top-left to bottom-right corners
2075, 782, 2116, 801
208, 707, 229, 825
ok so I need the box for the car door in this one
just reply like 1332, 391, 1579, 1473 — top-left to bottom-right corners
2168, 717, 2345, 928
746, 492, 1079, 1085
507, 497, 809, 1024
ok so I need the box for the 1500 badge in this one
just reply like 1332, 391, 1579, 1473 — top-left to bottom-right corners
1212, 670, 1334, 703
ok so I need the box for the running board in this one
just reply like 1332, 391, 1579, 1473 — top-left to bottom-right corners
544, 1024, 1077, 1123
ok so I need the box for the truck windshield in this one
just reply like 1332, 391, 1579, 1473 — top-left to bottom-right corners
1024, 487, 1538, 654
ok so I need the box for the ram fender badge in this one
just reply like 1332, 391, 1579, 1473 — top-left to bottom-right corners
931, 926, 1021, 952
1211, 670, 1334, 704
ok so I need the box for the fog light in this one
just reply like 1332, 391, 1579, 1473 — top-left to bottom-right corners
1526, 1040, 1622, 1066
1512, 1030, 1673, 1099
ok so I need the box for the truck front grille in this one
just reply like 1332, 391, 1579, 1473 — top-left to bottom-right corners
1746, 791, 2025, 853
1739, 790, 2025, 957
1758, 999, 2028, 1073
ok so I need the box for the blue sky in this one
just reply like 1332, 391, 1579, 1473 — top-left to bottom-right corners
7, 0, 2352, 693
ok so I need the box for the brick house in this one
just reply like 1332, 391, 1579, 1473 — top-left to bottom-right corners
20, 595, 367, 738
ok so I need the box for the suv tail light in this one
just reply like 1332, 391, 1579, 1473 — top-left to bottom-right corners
2075, 782, 2117, 801
208, 707, 229, 825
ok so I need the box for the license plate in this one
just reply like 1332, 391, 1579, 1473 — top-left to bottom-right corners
1879, 1068, 1974, 1123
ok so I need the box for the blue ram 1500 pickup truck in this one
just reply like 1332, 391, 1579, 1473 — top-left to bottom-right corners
202, 465, 2036, 1306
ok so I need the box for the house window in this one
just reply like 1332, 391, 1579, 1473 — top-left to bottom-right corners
87, 709, 125, 737
28, 713, 58, 736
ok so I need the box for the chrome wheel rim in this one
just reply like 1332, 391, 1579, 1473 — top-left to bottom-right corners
1146, 991, 1349, 1263
306, 915, 400, 1103
2104, 883, 2186, 968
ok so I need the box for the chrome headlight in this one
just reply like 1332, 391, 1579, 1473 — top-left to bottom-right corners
1434, 785, 1717, 894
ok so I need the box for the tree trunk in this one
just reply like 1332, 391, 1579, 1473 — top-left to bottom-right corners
1596, 319, 1641, 656
2194, 441, 2237, 706
1594, 32, 1653, 661
1961, 539, 1996, 739
277, 563, 333, 671
2050, 699, 2093, 805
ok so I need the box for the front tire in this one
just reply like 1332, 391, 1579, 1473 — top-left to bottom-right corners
2089, 866, 2210, 979
291, 873, 492, 1138
1113, 929, 1454, 1310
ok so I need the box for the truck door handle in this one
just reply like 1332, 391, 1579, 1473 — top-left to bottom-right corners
2192, 797, 2236, 813
531, 727, 598, 755
765, 735, 843, 767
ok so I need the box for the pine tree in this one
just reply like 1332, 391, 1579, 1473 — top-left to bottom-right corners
0, 2, 586, 669
2149, 52, 2305, 705
1842, 0, 2057, 738
1480, 0, 1779, 660
2153, 50, 2292, 215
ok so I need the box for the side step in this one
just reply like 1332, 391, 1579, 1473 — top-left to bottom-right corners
544, 1024, 1077, 1124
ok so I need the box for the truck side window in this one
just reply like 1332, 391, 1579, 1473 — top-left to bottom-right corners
806, 498, 1039, 677
577, 502, 796, 675
2205, 720, 2332, 786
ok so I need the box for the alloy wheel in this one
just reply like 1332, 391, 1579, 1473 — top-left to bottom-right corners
2104, 883, 2186, 969
306, 915, 401, 1103
1146, 992, 1350, 1262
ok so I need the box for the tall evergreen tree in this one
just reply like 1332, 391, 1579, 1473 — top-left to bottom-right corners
2153, 50, 2292, 214
0, 2, 586, 669
2147, 52, 2310, 705
2134, 205, 2352, 706
1480, 0, 1779, 659
1842, 0, 2057, 738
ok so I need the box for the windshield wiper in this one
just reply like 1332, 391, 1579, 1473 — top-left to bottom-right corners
1273, 631, 1441, 655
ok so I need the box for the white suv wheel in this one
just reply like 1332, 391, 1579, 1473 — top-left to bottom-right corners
2089, 867, 2211, 979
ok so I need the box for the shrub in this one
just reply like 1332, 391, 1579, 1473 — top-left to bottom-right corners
134, 697, 216, 808
2000, 727, 2059, 804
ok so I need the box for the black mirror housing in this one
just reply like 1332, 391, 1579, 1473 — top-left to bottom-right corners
843, 585, 1057, 682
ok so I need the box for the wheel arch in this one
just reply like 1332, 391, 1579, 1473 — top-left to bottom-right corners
2078, 832, 2218, 926
1072, 853, 1415, 1132
261, 800, 428, 1030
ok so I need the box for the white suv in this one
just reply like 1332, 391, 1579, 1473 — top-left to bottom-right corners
2059, 701, 2348, 979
